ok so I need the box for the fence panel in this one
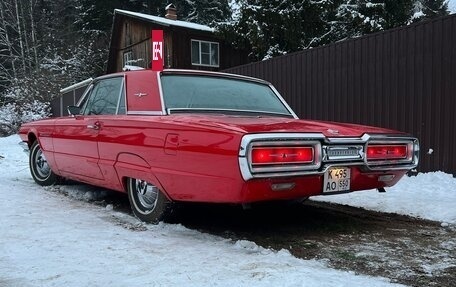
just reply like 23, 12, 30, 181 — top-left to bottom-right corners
224, 15, 456, 174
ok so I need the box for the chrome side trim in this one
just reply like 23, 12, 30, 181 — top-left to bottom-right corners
60, 78, 93, 93
75, 84, 93, 107
167, 108, 293, 118
160, 69, 271, 85
127, 111, 163, 116
116, 76, 126, 115
268, 84, 299, 119
239, 161, 367, 179
157, 71, 167, 115
239, 133, 326, 157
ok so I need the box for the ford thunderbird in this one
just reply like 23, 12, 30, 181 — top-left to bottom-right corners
19, 69, 419, 222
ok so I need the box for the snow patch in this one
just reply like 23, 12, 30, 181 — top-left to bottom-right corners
115, 9, 214, 32
315, 171, 456, 224
123, 65, 145, 71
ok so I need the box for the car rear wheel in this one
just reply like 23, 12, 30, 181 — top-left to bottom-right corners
127, 177, 172, 223
29, 141, 59, 186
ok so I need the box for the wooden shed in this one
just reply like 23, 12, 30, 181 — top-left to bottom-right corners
106, 6, 249, 73
52, 5, 250, 117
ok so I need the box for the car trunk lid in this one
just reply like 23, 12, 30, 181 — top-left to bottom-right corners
166, 114, 404, 137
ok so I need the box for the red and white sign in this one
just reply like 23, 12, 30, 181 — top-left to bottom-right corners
151, 30, 164, 71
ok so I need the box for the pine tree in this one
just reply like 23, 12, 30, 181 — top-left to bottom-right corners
224, 0, 452, 62
75, 0, 122, 32
169, 0, 231, 25
419, 0, 449, 19
333, 0, 386, 39
221, 0, 334, 61
383, 0, 415, 28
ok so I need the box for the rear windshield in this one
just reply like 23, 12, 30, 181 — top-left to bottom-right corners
160, 75, 292, 116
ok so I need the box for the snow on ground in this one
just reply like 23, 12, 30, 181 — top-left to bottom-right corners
0, 134, 405, 286
314, 172, 456, 225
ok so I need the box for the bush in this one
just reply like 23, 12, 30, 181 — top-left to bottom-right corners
0, 100, 50, 137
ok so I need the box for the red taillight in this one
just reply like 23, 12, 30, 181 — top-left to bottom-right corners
251, 147, 314, 165
366, 145, 408, 160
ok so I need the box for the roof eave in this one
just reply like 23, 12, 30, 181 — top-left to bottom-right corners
113, 9, 214, 33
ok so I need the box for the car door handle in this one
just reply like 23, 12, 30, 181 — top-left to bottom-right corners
87, 122, 100, 130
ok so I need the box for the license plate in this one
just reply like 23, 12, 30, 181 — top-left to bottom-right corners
323, 167, 351, 192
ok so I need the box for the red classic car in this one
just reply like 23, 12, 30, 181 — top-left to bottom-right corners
19, 69, 419, 222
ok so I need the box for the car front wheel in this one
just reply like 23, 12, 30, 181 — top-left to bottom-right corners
127, 177, 172, 223
29, 141, 59, 186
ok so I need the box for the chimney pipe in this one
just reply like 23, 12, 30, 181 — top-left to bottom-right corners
165, 4, 177, 20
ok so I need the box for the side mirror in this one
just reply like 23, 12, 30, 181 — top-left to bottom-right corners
67, 105, 81, 116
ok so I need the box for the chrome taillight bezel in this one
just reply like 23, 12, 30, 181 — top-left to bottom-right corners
239, 133, 324, 180
238, 133, 420, 180
365, 137, 419, 168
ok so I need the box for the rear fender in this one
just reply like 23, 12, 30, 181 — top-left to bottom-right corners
114, 153, 171, 200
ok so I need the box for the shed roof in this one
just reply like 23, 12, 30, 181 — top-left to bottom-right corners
114, 9, 215, 33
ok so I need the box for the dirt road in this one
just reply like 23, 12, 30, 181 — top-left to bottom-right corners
54, 183, 455, 286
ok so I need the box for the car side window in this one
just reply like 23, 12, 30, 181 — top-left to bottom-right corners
117, 88, 126, 115
83, 77, 123, 115
77, 85, 93, 115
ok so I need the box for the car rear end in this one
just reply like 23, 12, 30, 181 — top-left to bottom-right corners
157, 70, 419, 204
237, 132, 419, 202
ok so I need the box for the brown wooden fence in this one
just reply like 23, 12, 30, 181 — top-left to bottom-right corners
224, 14, 456, 174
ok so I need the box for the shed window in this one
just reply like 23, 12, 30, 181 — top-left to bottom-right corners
191, 40, 219, 67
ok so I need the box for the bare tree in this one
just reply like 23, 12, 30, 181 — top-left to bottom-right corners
0, 1, 17, 81
29, 0, 38, 67
19, 0, 31, 70
13, 0, 26, 74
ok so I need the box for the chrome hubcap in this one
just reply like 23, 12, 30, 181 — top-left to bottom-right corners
35, 149, 50, 178
135, 180, 158, 210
